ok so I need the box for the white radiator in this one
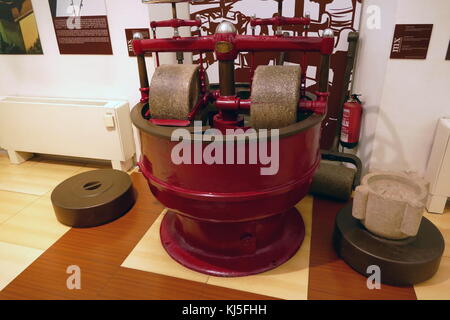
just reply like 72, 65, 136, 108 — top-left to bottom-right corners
0, 97, 136, 171
425, 117, 450, 213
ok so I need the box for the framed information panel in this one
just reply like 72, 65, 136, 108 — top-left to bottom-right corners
48, 0, 113, 55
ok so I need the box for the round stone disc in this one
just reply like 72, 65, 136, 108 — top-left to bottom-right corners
250, 65, 301, 129
149, 64, 202, 120
51, 169, 135, 228
334, 204, 445, 286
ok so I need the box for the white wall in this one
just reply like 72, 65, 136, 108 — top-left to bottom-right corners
0, 0, 154, 102
354, 0, 450, 176
2, 0, 450, 176
0, 0, 178, 159
353, 0, 398, 174
148, 1, 191, 65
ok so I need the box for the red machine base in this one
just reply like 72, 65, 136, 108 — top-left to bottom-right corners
160, 208, 305, 277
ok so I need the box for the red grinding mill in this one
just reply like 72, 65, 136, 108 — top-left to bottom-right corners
132, 0, 334, 277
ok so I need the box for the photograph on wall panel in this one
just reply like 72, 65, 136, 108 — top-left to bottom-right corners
0, 0, 43, 54
48, 0, 113, 54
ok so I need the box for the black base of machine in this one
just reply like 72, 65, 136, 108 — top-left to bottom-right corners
333, 204, 445, 286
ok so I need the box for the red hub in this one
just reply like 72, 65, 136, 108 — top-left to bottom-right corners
160, 207, 305, 277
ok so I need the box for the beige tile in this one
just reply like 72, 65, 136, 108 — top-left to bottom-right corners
32, 159, 86, 175
0, 172, 65, 196
0, 158, 86, 196
72, 163, 111, 175
0, 152, 11, 165
74, 162, 137, 176
0, 160, 39, 172
123, 196, 313, 300
207, 196, 313, 300
0, 197, 70, 250
296, 195, 313, 249
424, 212, 450, 258
122, 209, 209, 283
415, 256, 450, 300
0, 241, 43, 291
414, 211, 450, 299
0, 190, 39, 224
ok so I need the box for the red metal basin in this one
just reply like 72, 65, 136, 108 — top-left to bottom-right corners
132, 103, 323, 276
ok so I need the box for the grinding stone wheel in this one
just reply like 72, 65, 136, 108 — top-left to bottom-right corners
250, 65, 301, 129
150, 64, 203, 120
310, 162, 356, 201
51, 169, 135, 228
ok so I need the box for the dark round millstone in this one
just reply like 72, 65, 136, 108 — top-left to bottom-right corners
333, 204, 445, 286
51, 169, 135, 228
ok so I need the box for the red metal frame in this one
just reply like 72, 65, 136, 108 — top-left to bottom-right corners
150, 18, 201, 29
133, 31, 333, 129
133, 34, 333, 58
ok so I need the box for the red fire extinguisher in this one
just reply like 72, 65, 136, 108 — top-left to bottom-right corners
340, 94, 363, 149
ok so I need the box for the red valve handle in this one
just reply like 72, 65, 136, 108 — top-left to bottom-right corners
150, 19, 201, 29
250, 16, 310, 28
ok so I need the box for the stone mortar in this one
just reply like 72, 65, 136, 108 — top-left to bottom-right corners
353, 171, 428, 240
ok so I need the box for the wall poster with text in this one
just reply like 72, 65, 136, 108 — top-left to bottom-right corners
0, 0, 43, 54
48, 0, 113, 54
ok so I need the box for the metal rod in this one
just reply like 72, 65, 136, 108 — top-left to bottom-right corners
277, 32, 289, 65
137, 35, 333, 54
318, 54, 330, 92
218, 60, 236, 121
172, 2, 184, 64
332, 32, 359, 151
276, 0, 283, 35
278, 0, 283, 15
151, 28, 160, 67
171, 2, 177, 19
137, 54, 149, 89
219, 60, 235, 96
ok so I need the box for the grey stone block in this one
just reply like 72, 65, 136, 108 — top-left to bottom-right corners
353, 171, 428, 240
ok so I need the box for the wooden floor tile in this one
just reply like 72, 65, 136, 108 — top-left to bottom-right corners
122, 196, 313, 300
307, 197, 417, 300
0, 190, 39, 224
414, 256, 450, 300
122, 210, 210, 284
207, 196, 313, 300
99, 267, 276, 300
0, 173, 271, 300
0, 157, 86, 196
0, 242, 43, 291
424, 211, 450, 258
0, 197, 70, 250
2, 167, 441, 300
0, 173, 163, 299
